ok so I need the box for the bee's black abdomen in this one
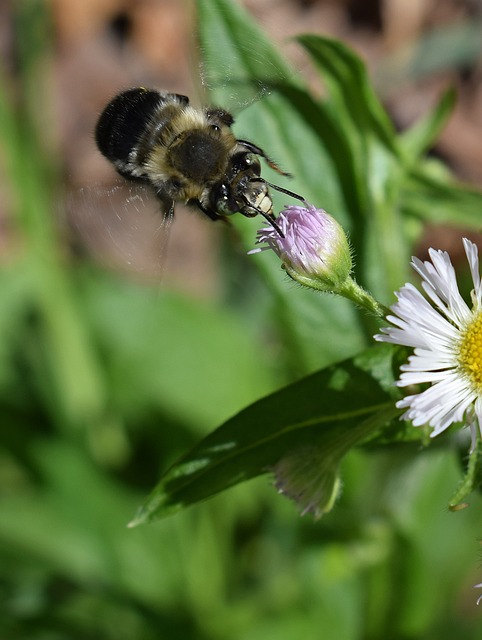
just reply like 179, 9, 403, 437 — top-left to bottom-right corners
95, 88, 163, 166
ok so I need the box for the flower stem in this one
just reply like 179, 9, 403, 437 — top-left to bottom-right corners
337, 277, 390, 318
448, 432, 482, 511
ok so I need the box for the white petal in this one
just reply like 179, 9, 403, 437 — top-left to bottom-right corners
382, 285, 460, 351
463, 238, 482, 307
396, 370, 475, 434
397, 370, 454, 385
411, 251, 470, 325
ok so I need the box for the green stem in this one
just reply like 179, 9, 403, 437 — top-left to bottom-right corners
448, 432, 482, 511
337, 277, 390, 318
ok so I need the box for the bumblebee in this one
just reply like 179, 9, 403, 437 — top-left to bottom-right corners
95, 88, 303, 235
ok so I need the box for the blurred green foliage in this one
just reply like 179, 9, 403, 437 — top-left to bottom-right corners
1, 0, 482, 638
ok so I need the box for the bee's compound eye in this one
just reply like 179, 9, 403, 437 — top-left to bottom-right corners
211, 182, 235, 215
239, 153, 259, 171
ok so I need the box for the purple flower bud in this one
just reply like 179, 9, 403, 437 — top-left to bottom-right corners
250, 205, 352, 291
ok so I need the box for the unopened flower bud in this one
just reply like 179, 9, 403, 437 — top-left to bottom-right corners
250, 204, 352, 292
272, 445, 342, 519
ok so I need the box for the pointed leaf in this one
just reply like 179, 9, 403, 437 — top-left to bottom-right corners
403, 167, 482, 227
297, 34, 399, 155
130, 345, 404, 524
400, 88, 456, 161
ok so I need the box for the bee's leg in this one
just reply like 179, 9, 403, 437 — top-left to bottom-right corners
236, 139, 291, 177
190, 199, 228, 224
154, 194, 176, 225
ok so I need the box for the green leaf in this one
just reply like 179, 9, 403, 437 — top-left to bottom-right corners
400, 88, 456, 161
297, 35, 399, 156
403, 167, 482, 227
294, 35, 413, 301
130, 344, 403, 524
270, 83, 366, 222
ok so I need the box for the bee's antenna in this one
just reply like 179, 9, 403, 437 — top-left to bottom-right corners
256, 178, 306, 204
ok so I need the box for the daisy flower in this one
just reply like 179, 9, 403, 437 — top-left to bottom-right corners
375, 238, 482, 441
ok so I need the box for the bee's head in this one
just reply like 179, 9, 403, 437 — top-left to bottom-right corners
209, 168, 273, 220
206, 147, 300, 237
213, 151, 273, 216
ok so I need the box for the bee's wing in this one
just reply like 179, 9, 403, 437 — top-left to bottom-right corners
199, 58, 272, 115
66, 182, 174, 279
197, 24, 293, 115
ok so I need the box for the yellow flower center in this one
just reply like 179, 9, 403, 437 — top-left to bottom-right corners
458, 311, 482, 391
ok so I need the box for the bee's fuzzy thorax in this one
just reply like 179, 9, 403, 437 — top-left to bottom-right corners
143, 105, 237, 199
